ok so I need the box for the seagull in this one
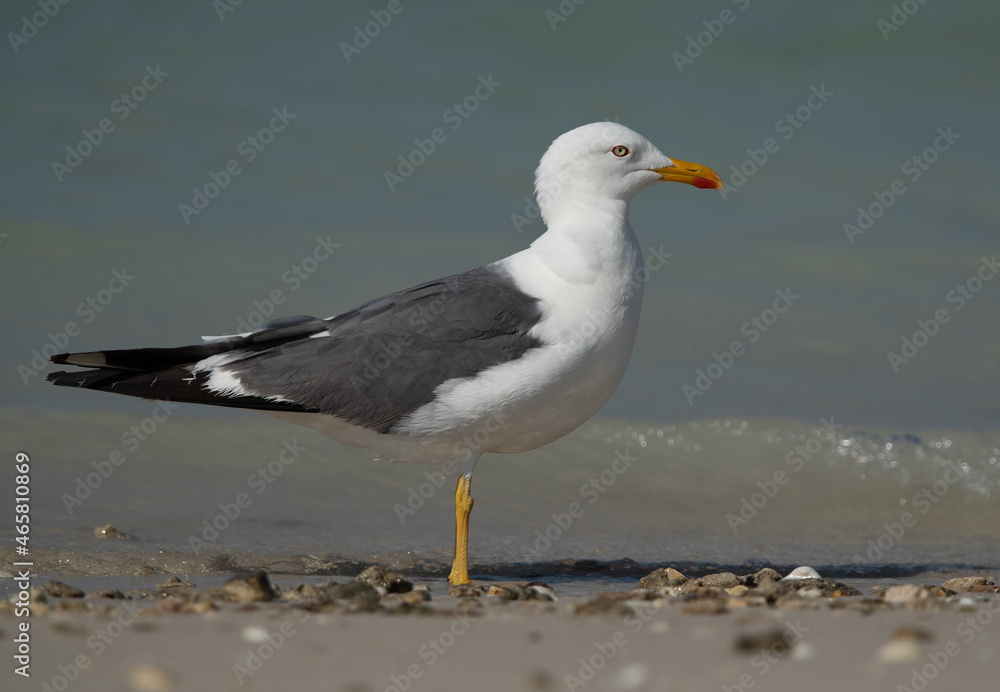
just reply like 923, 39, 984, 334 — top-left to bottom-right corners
47, 122, 722, 585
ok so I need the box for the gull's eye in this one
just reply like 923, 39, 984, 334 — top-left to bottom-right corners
611, 145, 630, 157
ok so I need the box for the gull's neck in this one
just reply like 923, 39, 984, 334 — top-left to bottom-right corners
528, 196, 639, 285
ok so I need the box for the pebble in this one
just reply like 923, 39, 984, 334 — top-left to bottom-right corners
127, 664, 176, 692
94, 524, 135, 540
941, 576, 991, 592
637, 567, 688, 589
699, 572, 741, 589
353, 566, 413, 594
614, 662, 651, 690
156, 576, 196, 590
884, 584, 937, 603
221, 572, 277, 602
45, 580, 85, 598
783, 566, 822, 580
681, 597, 727, 615
241, 625, 271, 644
875, 626, 933, 664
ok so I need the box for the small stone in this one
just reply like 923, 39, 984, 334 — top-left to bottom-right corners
727, 585, 750, 596
449, 584, 487, 598
241, 625, 271, 644
741, 567, 782, 587
280, 583, 326, 600
700, 572, 740, 589
941, 576, 990, 592
773, 593, 821, 610
353, 566, 412, 594
884, 584, 933, 603
89, 588, 126, 599
55, 600, 89, 611
526, 584, 557, 601
574, 592, 631, 616
222, 572, 276, 602
51, 621, 88, 636
45, 580, 85, 598
971, 584, 1000, 593
127, 664, 176, 692
876, 638, 923, 664
791, 642, 817, 661
156, 576, 195, 590
522, 669, 556, 691
875, 627, 932, 664
783, 566, 822, 580
734, 628, 787, 653
614, 662, 651, 690
94, 524, 134, 540
402, 590, 431, 604
327, 581, 381, 602
681, 597, 727, 615
637, 567, 688, 589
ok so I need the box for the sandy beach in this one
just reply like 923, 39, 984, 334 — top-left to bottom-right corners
5, 557, 998, 692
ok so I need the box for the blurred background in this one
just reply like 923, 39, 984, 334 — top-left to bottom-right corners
2, 1, 997, 572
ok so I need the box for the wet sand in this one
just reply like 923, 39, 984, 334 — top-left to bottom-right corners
5, 558, 998, 692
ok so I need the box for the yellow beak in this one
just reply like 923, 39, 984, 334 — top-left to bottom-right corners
652, 159, 724, 190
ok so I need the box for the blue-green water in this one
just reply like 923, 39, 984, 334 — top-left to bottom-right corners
1, 1, 998, 575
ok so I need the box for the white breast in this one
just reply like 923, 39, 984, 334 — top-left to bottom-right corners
392, 220, 645, 457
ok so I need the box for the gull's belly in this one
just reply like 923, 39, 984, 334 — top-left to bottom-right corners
393, 283, 643, 457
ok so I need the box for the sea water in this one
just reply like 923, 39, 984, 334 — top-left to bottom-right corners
1, 1, 997, 581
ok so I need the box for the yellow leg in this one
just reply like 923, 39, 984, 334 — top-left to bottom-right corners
448, 475, 474, 585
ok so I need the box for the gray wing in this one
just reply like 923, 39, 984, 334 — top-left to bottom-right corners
216, 263, 544, 432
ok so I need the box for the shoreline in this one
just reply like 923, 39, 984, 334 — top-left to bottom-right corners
5, 564, 998, 692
